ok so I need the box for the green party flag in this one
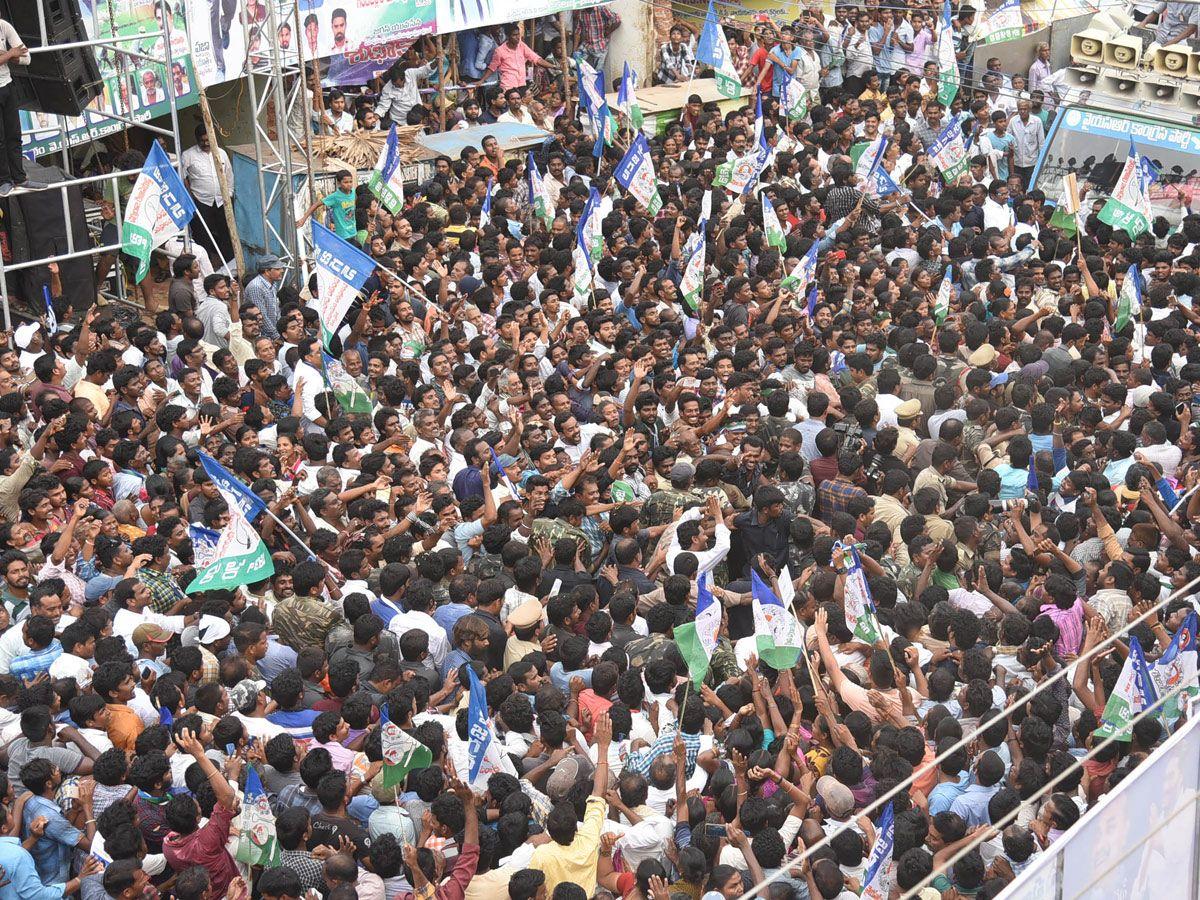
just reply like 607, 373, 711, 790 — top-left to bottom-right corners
933, 265, 953, 326
610, 480, 636, 502
186, 504, 275, 593
680, 229, 706, 312
840, 543, 883, 644
697, 1, 743, 99
762, 195, 787, 252
235, 766, 281, 867
1098, 142, 1157, 239
617, 63, 645, 132
528, 152, 556, 229
321, 351, 372, 414
121, 142, 197, 283
675, 574, 721, 688
380, 703, 432, 788
751, 571, 802, 670
1095, 636, 1157, 741
1113, 263, 1142, 333
936, 0, 959, 107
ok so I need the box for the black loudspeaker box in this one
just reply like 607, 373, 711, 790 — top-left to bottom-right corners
3, 162, 94, 313
0, 0, 101, 116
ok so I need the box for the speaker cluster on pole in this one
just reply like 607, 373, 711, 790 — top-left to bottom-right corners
0, 0, 101, 117
1067, 10, 1200, 112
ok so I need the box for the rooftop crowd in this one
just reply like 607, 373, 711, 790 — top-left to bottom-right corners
1, 2, 1199, 899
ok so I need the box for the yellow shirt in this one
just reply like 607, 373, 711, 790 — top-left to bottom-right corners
465, 866, 518, 900
896, 425, 921, 461
858, 88, 892, 121
73, 379, 110, 418
529, 795, 607, 896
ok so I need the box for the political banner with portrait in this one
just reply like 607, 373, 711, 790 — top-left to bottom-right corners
21, 0, 198, 158
23, 0, 616, 155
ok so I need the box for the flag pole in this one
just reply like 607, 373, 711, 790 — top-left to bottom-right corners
263, 504, 321, 564
189, 207, 234, 276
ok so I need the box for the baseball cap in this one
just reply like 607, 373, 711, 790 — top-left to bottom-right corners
817, 775, 855, 818
132, 623, 173, 648
491, 453, 519, 476
229, 678, 267, 713
546, 756, 580, 801
968, 344, 997, 367
84, 573, 123, 603
670, 461, 696, 482
13, 322, 38, 350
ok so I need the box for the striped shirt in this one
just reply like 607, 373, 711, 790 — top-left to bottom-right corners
267, 709, 319, 745
625, 724, 702, 779
10, 642, 63, 681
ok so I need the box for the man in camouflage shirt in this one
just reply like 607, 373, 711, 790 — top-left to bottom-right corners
641, 462, 705, 528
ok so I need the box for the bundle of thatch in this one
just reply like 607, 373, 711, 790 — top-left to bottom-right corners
310, 125, 425, 169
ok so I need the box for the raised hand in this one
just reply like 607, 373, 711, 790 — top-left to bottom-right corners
594, 711, 612, 747
175, 727, 205, 757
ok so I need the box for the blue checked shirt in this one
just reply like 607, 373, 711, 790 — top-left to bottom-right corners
816, 476, 868, 524
624, 723, 702, 779
10, 642, 63, 682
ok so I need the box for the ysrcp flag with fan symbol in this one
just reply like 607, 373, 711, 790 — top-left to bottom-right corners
311, 221, 377, 349
122, 141, 196, 283
187, 524, 221, 569
186, 503, 275, 593
235, 767, 280, 867
615, 134, 662, 215
368, 124, 406, 215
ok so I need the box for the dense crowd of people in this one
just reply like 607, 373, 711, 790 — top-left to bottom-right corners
2, 2, 1200, 900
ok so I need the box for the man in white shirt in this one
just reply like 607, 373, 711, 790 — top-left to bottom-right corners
377, 42, 436, 127
112, 594, 187, 657
387, 584, 448, 668
196, 274, 236, 350
982, 181, 1015, 232
292, 337, 328, 428
497, 88, 535, 126
1008, 99, 1044, 189
607, 779, 674, 871
1137, 421, 1183, 479
0, 20, 31, 196
180, 125, 235, 272
1028, 42, 1051, 94
49, 621, 94, 688
318, 90, 356, 134
408, 410, 446, 467
665, 498, 731, 577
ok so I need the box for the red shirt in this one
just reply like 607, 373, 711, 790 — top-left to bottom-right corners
578, 689, 613, 742
164, 801, 238, 895
808, 455, 838, 490
750, 46, 771, 93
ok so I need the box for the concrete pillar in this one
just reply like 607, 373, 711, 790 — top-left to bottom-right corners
605, 0, 656, 89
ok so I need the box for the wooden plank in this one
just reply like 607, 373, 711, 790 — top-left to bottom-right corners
604, 77, 738, 114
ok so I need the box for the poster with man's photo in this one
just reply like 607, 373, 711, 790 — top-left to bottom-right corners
21, 0, 609, 155
20, 0, 198, 157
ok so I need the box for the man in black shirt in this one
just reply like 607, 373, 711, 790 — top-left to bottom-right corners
306, 770, 370, 853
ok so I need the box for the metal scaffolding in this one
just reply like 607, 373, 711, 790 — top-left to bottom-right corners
0, 0, 186, 330
242, 0, 315, 287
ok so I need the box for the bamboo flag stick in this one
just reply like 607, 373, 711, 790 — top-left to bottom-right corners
197, 88, 245, 278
